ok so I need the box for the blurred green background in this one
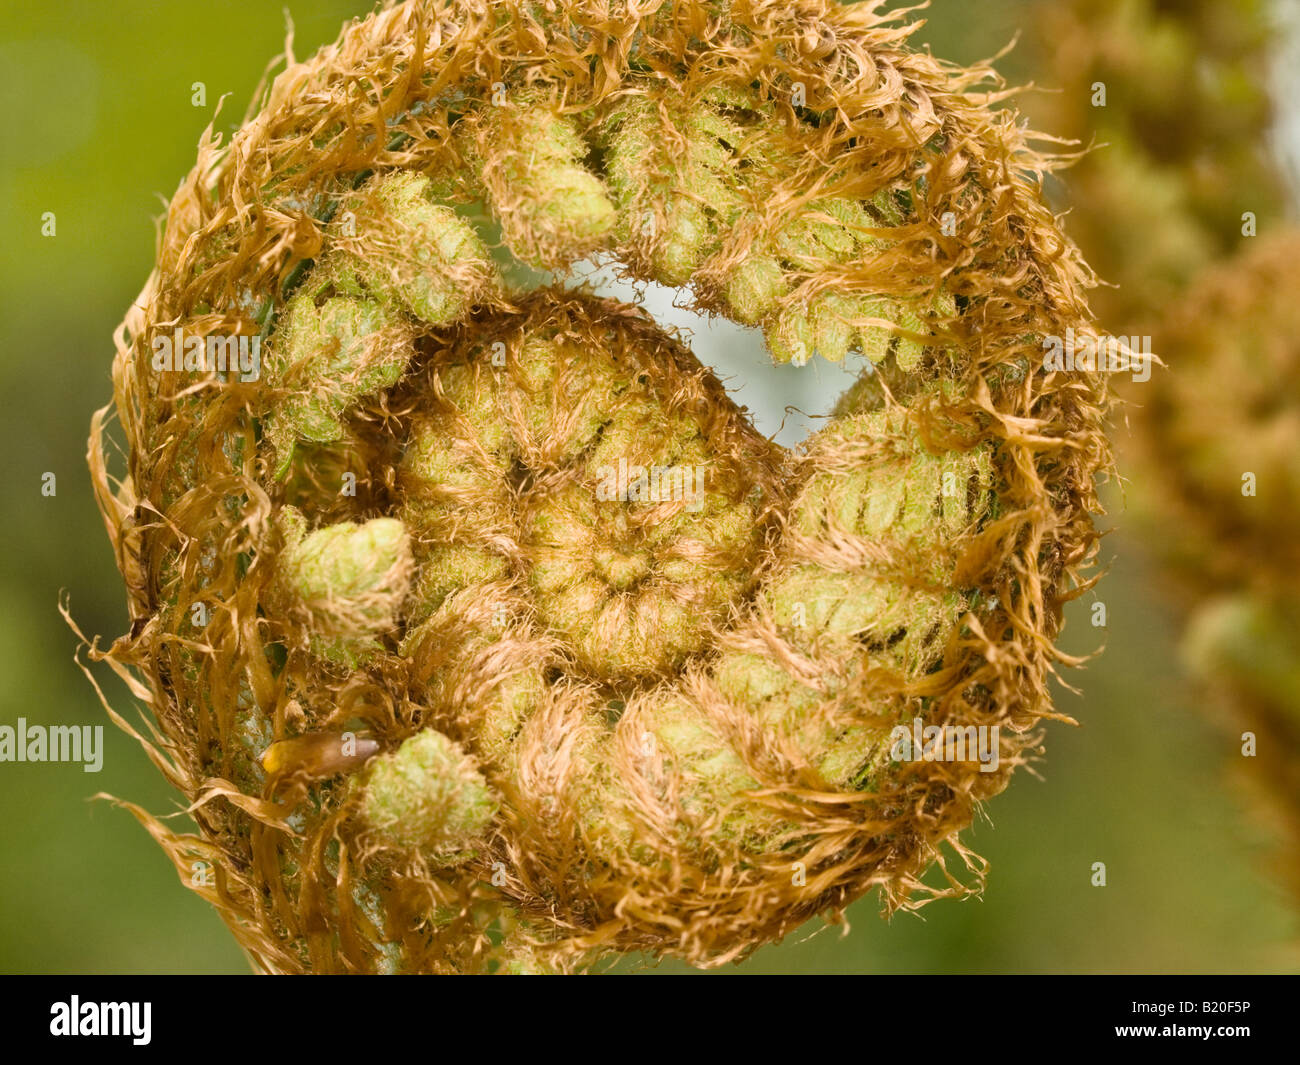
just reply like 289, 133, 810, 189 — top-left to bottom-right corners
0, 0, 1295, 974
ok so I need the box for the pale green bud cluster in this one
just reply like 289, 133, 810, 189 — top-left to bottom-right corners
750, 191, 935, 368
396, 561, 548, 778
604, 88, 767, 286
766, 404, 992, 659
636, 697, 763, 826
272, 505, 413, 666
766, 288, 939, 370
263, 170, 503, 475
710, 650, 862, 786
470, 99, 616, 265
358, 728, 498, 863
262, 294, 412, 472
719, 400, 993, 789
329, 171, 499, 324
601, 87, 944, 368
574, 692, 774, 865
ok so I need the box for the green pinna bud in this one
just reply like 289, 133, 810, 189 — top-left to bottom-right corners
604, 90, 764, 286
724, 254, 787, 326
635, 697, 760, 830
772, 197, 869, 270
765, 292, 945, 369
329, 170, 499, 324
271, 505, 413, 665
747, 191, 926, 365
468, 98, 615, 267
579, 692, 776, 861
407, 543, 511, 623
359, 728, 498, 862
765, 306, 815, 365
852, 298, 905, 366
398, 588, 548, 775
263, 293, 414, 474
807, 292, 860, 364
398, 407, 515, 549
711, 650, 879, 788
794, 406, 992, 542
891, 296, 951, 373
763, 399, 993, 667
652, 200, 711, 289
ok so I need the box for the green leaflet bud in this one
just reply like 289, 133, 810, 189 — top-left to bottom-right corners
764, 402, 993, 667
580, 693, 776, 863
475, 666, 546, 770
808, 292, 859, 364
765, 307, 815, 365
712, 650, 881, 789
854, 299, 896, 366
510, 334, 634, 461
399, 587, 548, 774
638, 697, 759, 827
654, 200, 711, 288
773, 197, 870, 270
328, 170, 499, 324
891, 307, 926, 372
794, 408, 991, 542
408, 543, 511, 623
271, 505, 413, 665
766, 565, 965, 670
751, 194, 929, 366
359, 728, 498, 862
469, 99, 616, 267
725, 254, 787, 325
604, 90, 767, 286
399, 409, 514, 546
765, 292, 948, 369
263, 294, 414, 473
395, 359, 518, 557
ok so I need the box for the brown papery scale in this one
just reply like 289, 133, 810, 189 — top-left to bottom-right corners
85, 0, 1111, 973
